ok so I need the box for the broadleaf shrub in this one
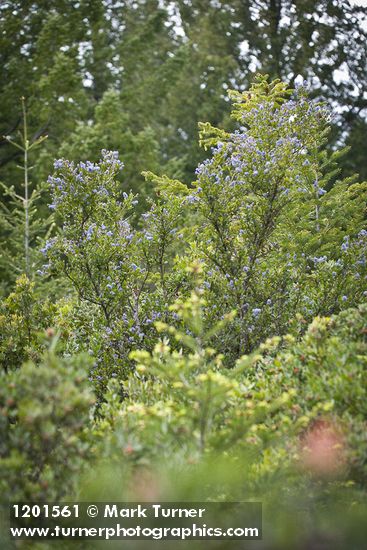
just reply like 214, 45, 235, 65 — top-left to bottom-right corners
0, 349, 95, 501
24, 77, 367, 513
39, 77, 367, 396
252, 303, 367, 483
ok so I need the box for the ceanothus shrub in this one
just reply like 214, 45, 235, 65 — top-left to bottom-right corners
44, 150, 135, 323
41, 151, 189, 397
93, 269, 296, 464
186, 76, 367, 357
41, 77, 367, 392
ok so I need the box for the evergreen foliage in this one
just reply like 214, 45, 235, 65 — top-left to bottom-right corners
0, 17, 366, 539
1, 0, 366, 188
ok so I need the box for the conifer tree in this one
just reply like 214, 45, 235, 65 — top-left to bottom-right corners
0, 98, 52, 293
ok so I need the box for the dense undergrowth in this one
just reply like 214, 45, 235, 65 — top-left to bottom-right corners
1, 76, 367, 549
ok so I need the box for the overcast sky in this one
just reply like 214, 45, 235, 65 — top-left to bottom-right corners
349, 0, 367, 9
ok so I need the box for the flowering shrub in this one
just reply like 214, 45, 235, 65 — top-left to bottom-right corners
41, 150, 190, 397
84, 290, 367, 550
1, 77, 367, 543
38, 76, 367, 399
44, 150, 134, 321
120, 300, 366, 477
92, 279, 295, 464
189, 76, 367, 357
